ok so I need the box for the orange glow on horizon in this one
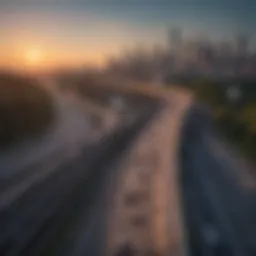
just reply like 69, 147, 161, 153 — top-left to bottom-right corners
24, 48, 45, 67
0, 46, 110, 73
0, 26, 123, 72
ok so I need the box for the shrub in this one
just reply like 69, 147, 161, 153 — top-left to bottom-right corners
0, 72, 54, 148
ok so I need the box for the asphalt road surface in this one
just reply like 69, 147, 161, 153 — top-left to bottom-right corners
180, 105, 256, 256
0, 84, 160, 256
1, 82, 256, 256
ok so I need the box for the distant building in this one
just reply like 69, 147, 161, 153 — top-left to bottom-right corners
235, 34, 249, 57
218, 41, 233, 58
168, 28, 183, 55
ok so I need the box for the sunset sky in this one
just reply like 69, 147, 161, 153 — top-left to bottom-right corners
1, 0, 255, 71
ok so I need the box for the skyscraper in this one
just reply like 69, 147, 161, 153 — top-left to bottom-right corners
235, 34, 249, 57
168, 28, 183, 53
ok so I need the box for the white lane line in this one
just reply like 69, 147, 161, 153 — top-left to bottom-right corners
0, 153, 74, 209
205, 135, 256, 189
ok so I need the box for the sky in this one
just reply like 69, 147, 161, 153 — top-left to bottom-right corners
0, 0, 255, 71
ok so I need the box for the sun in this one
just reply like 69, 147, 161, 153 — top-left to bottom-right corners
24, 48, 45, 67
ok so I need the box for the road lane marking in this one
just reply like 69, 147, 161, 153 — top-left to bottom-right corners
205, 135, 256, 190
0, 152, 78, 210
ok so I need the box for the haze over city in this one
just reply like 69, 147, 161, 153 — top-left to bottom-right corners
1, 0, 255, 72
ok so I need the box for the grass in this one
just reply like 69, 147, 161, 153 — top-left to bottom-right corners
177, 79, 256, 163
0, 72, 54, 148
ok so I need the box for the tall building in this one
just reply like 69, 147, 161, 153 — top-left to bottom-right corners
168, 28, 183, 53
235, 34, 249, 57
218, 41, 233, 58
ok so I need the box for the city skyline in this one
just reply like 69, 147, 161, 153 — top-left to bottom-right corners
0, 1, 255, 71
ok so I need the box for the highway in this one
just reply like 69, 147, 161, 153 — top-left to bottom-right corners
180, 105, 256, 256
0, 110, 157, 256
0, 80, 161, 256
0, 80, 256, 256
